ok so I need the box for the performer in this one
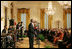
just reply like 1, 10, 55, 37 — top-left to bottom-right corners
20, 22, 24, 40
28, 19, 35, 48
16, 22, 21, 41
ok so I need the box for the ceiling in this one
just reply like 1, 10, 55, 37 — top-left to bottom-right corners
14, 1, 71, 8
1, 1, 71, 8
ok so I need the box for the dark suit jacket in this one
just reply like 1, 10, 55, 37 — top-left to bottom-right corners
28, 23, 35, 37
16, 24, 19, 30
8, 28, 13, 33
2, 29, 6, 33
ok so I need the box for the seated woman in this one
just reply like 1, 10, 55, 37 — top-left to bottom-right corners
53, 30, 64, 44
49, 29, 56, 42
62, 29, 71, 48
65, 36, 71, 48
6, 33, 15, 48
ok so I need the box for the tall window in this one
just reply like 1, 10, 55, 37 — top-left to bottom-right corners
44, 13, 48, 29
67, 13, 71, 29
21, 13, 26, 29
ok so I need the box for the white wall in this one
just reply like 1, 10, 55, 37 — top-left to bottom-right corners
13, 1, 64, 28
13, 1, 49, 23
52, 1, 63, 28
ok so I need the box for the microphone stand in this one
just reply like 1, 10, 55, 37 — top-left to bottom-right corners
36, 28, 40, 48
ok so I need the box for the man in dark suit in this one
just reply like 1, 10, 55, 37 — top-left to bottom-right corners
2, 26, 7, 33
28, 19, 35, 48
16, 22, 21, 30
16, 22, 21, 41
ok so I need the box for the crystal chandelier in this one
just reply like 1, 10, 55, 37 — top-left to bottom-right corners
45, 1, 55, 15
57, 1, 71, 6
57, 1, 71, 9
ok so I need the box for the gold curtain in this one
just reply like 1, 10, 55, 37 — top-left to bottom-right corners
11, 8, 13, 19
48, 15, 53, 29
63, 9, 67, 29
40, 9, 45, 29
17, 9, 26, 22
17, 9, 30, 29
26, 9, 30, 30
63, 8, 71, 29
17, 9, 21, 22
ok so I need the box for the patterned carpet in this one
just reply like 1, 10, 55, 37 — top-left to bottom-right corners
15, 37, 58, 48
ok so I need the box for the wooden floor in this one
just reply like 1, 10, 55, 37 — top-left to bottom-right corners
15, 37, 58, 48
